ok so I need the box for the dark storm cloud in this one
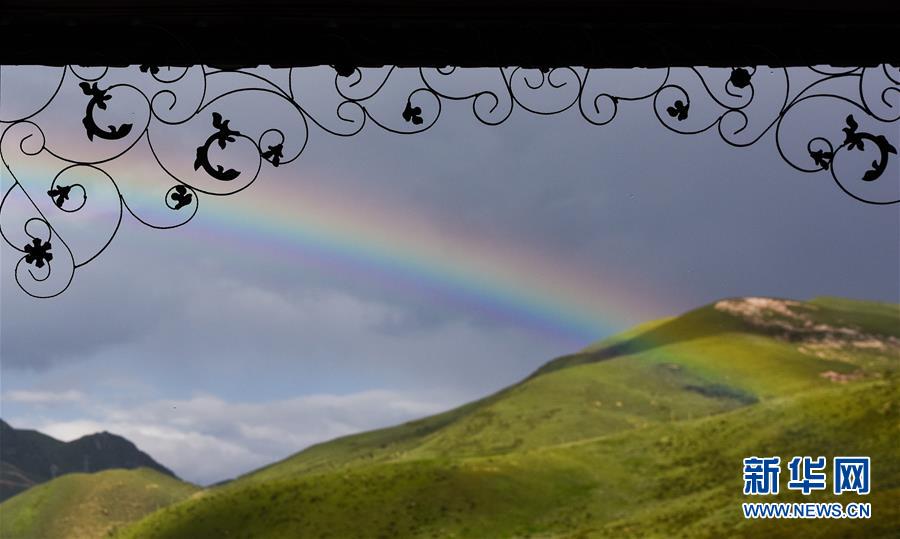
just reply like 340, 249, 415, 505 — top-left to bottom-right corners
3, 66, 899, 372
289, 71, 899, 310
0, 253, 169, 370
3, 66, 898, 376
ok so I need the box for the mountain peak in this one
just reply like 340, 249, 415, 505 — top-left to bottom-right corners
0, 420, 175, 502
530, 295, 900, 380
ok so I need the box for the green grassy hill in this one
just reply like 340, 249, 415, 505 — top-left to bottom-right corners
0, 468, 198, 539
0, 420, 176, 501
24, 296, 900, 537
111, 296, 899, 538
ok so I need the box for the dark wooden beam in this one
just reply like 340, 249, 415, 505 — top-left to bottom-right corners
2, 1, 898, 67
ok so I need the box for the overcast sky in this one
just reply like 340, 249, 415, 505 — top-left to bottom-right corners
1, 65, 898, 485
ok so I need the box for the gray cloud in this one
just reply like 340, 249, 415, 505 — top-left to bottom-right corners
11, 389, 461, 485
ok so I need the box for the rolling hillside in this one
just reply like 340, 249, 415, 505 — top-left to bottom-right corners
110, 296, 899, 538
0, 468, 198, 539
0, 421, 176, 501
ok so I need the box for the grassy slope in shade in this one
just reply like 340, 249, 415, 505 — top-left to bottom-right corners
117, 381, 900, 538
61, 297, 900, 536
0, 468, 198, 539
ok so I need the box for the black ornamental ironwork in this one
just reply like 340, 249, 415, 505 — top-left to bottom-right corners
1, 64, 898, 297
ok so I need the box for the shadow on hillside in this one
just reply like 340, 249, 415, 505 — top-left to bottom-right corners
530, 304, 751, 378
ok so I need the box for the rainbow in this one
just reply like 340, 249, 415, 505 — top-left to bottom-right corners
6, 144, 669, 347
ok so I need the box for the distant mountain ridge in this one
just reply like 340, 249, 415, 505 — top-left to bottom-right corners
0, 419, 175, 502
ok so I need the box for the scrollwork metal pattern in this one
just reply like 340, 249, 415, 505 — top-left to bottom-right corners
1, 64, 897, 297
